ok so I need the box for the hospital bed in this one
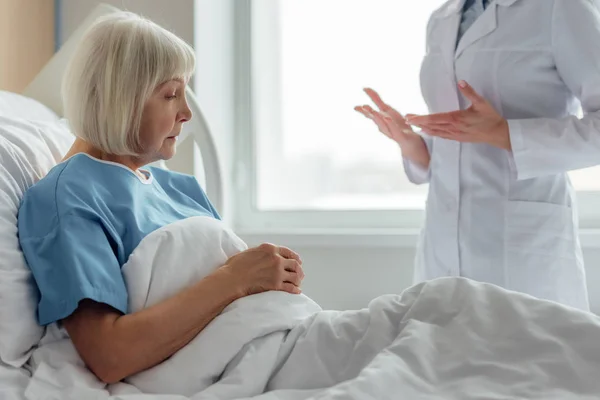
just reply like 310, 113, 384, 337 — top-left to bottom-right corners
4, 4, 600, 400
0, 4, 223, 399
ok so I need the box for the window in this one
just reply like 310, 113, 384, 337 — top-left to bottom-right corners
236, 0, 443, 230
571, 168, 600, 228
570, 168, 600, 191
250, 0, 438, 211
235, 0, 600, 231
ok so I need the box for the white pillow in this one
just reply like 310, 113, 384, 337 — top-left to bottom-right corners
0, 91, 59, 122
0, 115, 74, 367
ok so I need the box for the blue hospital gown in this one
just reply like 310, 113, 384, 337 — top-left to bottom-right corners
18, 153, 219, 326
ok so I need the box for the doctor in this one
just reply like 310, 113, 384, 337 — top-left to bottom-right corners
356, 0, 600, 311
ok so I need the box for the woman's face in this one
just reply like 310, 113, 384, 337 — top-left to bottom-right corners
138, 78, 192, 162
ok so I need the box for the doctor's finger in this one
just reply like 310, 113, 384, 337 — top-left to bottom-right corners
406, 111, 466, 126
355, 106, 371, 118
364, 88, 391, 111
363, 106, 388, 124
362, 105, 380, 115
382, 107, 408, 127
356, 106, 392, 137
457, 80, 486, 106
371, 112, 395, 139
356, 106, 382, 124
415, 123, 463, 136
423, 128, 458, 139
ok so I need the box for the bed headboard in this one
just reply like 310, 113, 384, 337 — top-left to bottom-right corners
22, 3, 224, 215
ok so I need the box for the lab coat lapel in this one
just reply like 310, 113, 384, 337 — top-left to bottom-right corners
433, 0, 464, 110
454, 0, 523, 59
440, 11, 462, 84
455, 1, 498, 59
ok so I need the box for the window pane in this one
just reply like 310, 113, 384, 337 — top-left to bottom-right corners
254, 0, 444, 211
252, 0, 600, 211
570, 167, 600, 191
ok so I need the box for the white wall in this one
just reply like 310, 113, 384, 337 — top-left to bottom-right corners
60, 1, 600, 315
239, 236, 600, 314
59, 0, 194, 45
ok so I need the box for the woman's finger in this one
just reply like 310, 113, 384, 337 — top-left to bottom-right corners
359, 105, 399, 139
284, 270, 303, 287
364, 88, 407, 127
363, 105, 378, 115
424, 127, 461, 140
363, 106, 385, 122
457, 80, 486, 106
277, 246, 301, 263
406, 110, 465, 126
283, 259, 301, 272
355, 106, 371, 118
359, 106, 390, 135
364, 88, 390, 111
284, 259, 305, 280
382, 115, 409, 139
280, 282, 301, 295
357, 106, 381, 121
384, 107, 408, 127
418, 123, 462, 135
371, 113, 394, 139
293, 262, 305, 281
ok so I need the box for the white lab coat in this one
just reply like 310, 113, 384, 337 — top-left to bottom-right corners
407, 0, 600, 311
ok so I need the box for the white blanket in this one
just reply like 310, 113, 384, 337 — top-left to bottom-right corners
24, 216, 600, 400
122, 216, 323, 397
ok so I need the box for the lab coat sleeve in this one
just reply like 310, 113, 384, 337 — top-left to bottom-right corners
507, 0, 600, 180
402, 132, 432, 185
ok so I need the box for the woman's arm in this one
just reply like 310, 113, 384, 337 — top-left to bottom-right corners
402, 133, 432, 185
63, 270, 238, 384
507, 0, 600, 180
63, 244, 304, 384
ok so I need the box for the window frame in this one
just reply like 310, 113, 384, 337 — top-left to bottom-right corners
232, 0, 600, 233
233, 0, 428, 232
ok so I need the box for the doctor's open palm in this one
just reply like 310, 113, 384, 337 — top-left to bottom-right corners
355, 88, 430, 169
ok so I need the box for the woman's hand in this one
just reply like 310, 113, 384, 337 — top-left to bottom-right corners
355, 88, 430, 169
64, 243, 304, 384
222, 243, 305, 296
405, 81, 511, 151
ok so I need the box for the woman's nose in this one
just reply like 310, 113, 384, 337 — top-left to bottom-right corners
179, 101, 193, 123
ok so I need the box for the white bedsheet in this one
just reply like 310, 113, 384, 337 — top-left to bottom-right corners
22, 217, 600, 400
0, 362, 30, 400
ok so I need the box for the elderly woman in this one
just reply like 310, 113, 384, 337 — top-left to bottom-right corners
17, 12, 304, 385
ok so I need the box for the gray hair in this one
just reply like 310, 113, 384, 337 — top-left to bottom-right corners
62, 12, 195, 155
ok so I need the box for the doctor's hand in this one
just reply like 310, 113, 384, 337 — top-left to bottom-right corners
405, 81, 512, 151
355, 88, 430, 169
